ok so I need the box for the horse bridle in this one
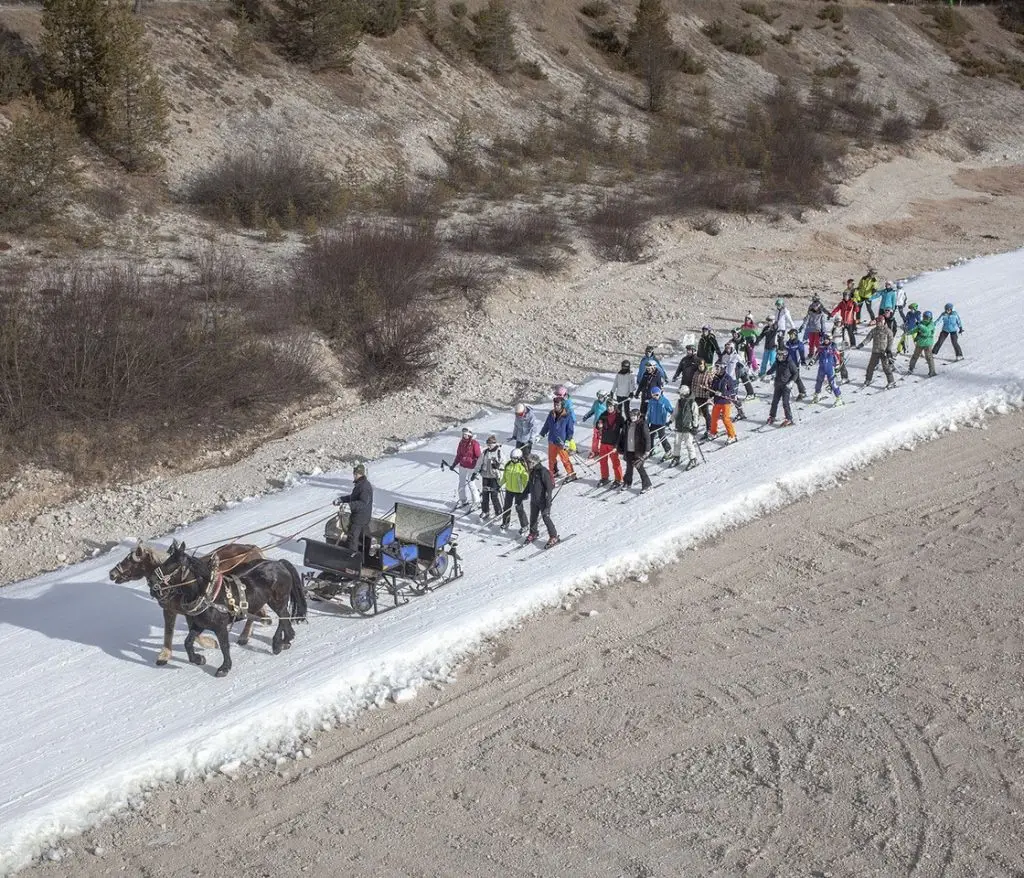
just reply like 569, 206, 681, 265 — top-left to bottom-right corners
151, 553, 200, 599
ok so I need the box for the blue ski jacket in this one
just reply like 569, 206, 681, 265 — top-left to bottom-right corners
903, 309, 922, 332
938, 310, 963, 333
816, 343, 840, 374
784, 338, 807, 366
646, 395, 674, 427
540, 408, 574, 446
873, 286, 898, 312
582, 399, 607, 423
636, 356, 667, 385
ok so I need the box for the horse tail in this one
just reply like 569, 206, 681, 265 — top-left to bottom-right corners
284, 560, 307, 621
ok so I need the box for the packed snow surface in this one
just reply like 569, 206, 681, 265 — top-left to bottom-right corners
1, 250, 1022, 874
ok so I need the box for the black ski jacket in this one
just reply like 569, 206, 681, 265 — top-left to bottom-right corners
337, 476, 373, 526
697, 333, 721, 366
527, 465, 554, 509
672, 353, 702, 386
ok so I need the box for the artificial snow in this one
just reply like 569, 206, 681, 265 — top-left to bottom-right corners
0, 250, 1022, 875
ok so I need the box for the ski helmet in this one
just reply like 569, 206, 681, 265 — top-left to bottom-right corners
554, 385, 568, 400
621, 359, 630, 370
679, 386, 690, 396
685, 343, 696, 353
510, 448, 523, 461
811, 294, 821, 302
651, 386, 662, 397
822, 333, 832, 343
596, 390, 609, 403
910, 302, 919, 310
486, 434, 497, 444
462, 427, 474, 437
775, 298, 784, 308
645, 345, 656, 356
353, 463, 366, 477
944, 302, 954, 311
788, 328, 798, 336
701, 325, 712, 332
514, 403, 527, 416
723, 342, 734, 353
884, 280, 894, 289
923, 310, 933, 319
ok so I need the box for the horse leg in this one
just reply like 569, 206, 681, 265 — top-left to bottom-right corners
157, 606, 176, 666
214, 623, 233, 677
237, 616, 254, 647
184, 622, 206, 666
272, 615, 287, 654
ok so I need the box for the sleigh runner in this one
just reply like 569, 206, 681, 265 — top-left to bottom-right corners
302, 501, 463, 615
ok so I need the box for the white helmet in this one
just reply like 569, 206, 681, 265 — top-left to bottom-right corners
510, 448, 523, 460
679, 386, 690, 397
514, 403, 526, 416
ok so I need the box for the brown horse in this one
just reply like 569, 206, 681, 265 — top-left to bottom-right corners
152, 540, 306, 677
109, 540, 267, 665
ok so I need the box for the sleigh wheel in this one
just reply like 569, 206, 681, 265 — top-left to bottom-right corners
349, 581, 376, 616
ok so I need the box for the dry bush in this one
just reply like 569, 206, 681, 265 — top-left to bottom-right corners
0, 265, 323, 479
997, 3, 1024, 35
702, 20, 766, 56
448, 208, 571, 274
431, 254, 496, 309
740, 2, 780, 24
817, 58, 859, 78
809, 79, 879, 138
288, 222, 444, 388
584, 194, 655, 262
580, 1, 609, 18
879, 112, 915, 144
588, 27, 625, 56
185, 142, 342, 228
82, 184, 130, 220
918, 100, 947, 130
922, 5, 971, 47
817, 3, 843, 25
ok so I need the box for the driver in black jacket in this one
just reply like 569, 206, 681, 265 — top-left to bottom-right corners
334, 463, 374, 553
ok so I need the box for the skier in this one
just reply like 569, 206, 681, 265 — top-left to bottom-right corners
636, 360, 662, 416
829, 322, 851, 384
908, 310, 938, 377
672, 343, 702, 389
881, 307, 899, 337
783, 329, 809, 401
697, 325, 721, 367
539, 397, 577, 482
765, 352, 798, 426
581, 389, 609, 459
854, 270, 878, 322
812, 334, 844, 405
454, 427, 481, 509
932, 303, 964, 360
611, 359, 636, 418
896, 302, 922, 355
734, 357, 755, 419
709, 364, 738, 444
895, 281, 908, 321
525, 453, 559, 548
857, 316, 896, 389
645, 386, 674, 458
334, 463, 373, 553
635, 345, 667, 385
670, 385, 700, 469
830, 289, 858, 348
512, 403, 536, 458
499, 447, 530, 533
617, 407, 653, 493
594, 406, 625, 487
691, 359, 715, 439
757, 315, 781, 377
473, 434, 504, 521
873, 279, 898, 316
801, 296, 830, 362
773, 297, 796, 334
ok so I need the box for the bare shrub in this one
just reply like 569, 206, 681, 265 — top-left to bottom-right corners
702, 20, 766, 56
518, 59, 546, 79
817, 58, 859, 78
0, 45, 31, 103
922, 5, 971, 47
961, 128, 988, 154
289, 222, 443, 388
588, 27, 624, 56
449, 208, 571, 274
579, 1, 609, 18
185, 142, 341, 228
879, 113, 914, 145
0, 265, 323, 479
584, 194, 654, 262
817, 3, 843, 25
918, 100, 947, 131
740, 3, 780, 25
83, 184, 130, 220
811, 80, 879, 138
432, 254, 496, 309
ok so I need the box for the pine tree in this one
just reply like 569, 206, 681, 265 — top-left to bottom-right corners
471, 0, 517, 74
41, 0, 168, 169
99, 6, 168, 171
277, 0, 362, 70
626, 0, 675, 113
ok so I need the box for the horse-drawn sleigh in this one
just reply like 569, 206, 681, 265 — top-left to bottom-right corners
303, 501, 463, 614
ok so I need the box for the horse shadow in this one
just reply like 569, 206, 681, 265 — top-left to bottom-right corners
0, 577, 182, 668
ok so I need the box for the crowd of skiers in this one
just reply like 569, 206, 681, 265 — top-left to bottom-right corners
428, 271, 965, 550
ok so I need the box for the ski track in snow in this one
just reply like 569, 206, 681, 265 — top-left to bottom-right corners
1, 251, 1023, 874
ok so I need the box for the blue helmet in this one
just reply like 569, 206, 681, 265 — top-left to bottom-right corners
651, 386, 662, 397
944, 302, 954, 311
923, 310, 933, 319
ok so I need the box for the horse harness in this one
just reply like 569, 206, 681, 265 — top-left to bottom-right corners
155, 551, 252, 621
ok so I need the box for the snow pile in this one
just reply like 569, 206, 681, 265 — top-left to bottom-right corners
0, 250, 1022, 875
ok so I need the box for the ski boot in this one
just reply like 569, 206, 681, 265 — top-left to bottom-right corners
780, 419, 794, 427
766, 416, 775, 425
685, 458, 698, 471
545, 536, 560, 549
812, 394, 820, 403
524, 533, 537, 544
597, 478, 610, 487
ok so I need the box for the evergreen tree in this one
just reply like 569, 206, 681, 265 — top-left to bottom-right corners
41, 0, 168, 169
626, 0, 675, 113
277, 0, 362, 70
471, 0, 517, 74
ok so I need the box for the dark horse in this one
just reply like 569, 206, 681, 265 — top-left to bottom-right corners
109, 541, 267, 666
152, 540, 307, 677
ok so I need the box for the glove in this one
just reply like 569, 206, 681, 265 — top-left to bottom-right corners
470, 473, 478, 482
567, 439, 577, 453
332, 498, 343, 507
856, 343, 863, 350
